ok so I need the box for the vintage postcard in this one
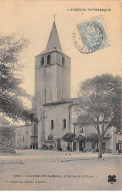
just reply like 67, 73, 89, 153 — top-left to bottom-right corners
0, 0, 122, 191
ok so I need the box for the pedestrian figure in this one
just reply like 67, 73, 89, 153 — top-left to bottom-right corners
65, 142, 71, 156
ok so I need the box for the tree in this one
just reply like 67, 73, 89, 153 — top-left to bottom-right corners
62, 133, 76, 143
76, 134, 86, 146
0, 34, 36, 122
77, 74, 121, 158
62, 133, 76, 152
76, 134, 86, 152
86, 133, 99, 150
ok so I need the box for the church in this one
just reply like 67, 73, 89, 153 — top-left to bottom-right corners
15, 21, 122, 154
32, 20, 77, 149
16, 20, 77, 150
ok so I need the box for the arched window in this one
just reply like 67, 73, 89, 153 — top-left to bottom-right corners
63, 119, 66, 129
47, 55, 51, 65
51, 120, 54, 129
62, 56, 65, 65
41, 57, 44, 66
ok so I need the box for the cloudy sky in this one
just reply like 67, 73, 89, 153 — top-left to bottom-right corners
0, 0, 121, 108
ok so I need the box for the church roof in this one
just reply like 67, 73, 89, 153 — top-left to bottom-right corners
43, 98, 78, 106
36, 49, 70, 59
45, 21, 62, 53
36, 21, 68, 57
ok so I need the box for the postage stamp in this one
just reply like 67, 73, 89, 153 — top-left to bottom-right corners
73, 16, 110, 54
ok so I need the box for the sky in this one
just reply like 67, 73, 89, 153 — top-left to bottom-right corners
0, 0, 121, 109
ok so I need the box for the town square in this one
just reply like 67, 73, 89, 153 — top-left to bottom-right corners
0, 150, 122, 190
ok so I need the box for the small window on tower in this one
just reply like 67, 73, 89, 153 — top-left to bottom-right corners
47, 55, 51, 65
62, 56, 65, 65
41, 57, 44, 66
51, 120, 54, 129
63, 119, 66, 129
80, 128, 84, 133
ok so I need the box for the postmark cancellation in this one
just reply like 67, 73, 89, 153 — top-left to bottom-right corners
73, 16, 110, 54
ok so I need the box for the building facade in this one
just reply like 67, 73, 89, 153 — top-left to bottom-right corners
15, 123, 38, 150
72, 122, 122, 153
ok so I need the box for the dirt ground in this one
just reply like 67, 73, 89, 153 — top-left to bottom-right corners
0, 150, 122, 190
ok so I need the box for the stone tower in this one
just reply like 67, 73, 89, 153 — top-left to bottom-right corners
33, 21, 71, 148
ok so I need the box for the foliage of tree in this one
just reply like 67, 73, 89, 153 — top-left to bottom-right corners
62, 133, 86, 142
0, 34, 36, 122
76, 134, 86, 142
86, 133, 99, 149
62, 133, 76, 142
77, 74, 121, 158
86, 132, 99, 142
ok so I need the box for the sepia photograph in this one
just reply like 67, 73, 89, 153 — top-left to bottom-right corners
0, 0, 121, 191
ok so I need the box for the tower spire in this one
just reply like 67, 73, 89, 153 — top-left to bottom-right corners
45, 19, 62, 52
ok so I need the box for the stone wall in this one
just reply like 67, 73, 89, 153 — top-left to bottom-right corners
0, 127, 15, 155
15, 124, 32, 149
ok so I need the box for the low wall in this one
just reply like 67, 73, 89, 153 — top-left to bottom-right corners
0, 127, 15, 155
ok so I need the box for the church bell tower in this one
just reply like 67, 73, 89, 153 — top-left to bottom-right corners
33, 20, 71, 149
35, 21, 71, 106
